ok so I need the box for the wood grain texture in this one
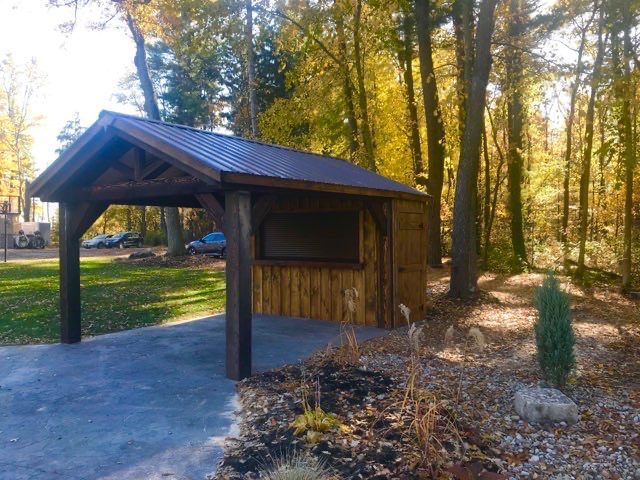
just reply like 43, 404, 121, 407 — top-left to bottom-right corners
250, 194, 427, 328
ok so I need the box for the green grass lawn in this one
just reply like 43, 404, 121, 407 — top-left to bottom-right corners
0, 257, 226, 345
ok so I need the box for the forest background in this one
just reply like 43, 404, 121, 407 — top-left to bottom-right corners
1, 0, 638, 294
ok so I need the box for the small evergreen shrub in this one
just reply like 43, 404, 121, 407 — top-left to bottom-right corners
534, 273, 576, 388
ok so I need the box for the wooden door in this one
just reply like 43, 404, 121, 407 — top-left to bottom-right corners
393, 199, 428, 326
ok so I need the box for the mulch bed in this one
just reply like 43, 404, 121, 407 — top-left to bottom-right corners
115, 251, 225, 270
214, 269, 640, 480
215, 355, 505, 480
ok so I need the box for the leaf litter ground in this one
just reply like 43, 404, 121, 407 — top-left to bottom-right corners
214, 267, 639, 479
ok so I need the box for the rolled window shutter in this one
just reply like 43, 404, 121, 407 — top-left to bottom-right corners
260, 212, 359, 262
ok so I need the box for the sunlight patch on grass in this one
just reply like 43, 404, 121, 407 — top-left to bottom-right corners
0, 257, 226, 345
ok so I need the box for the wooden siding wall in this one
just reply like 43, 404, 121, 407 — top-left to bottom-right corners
252, 196, 380, 326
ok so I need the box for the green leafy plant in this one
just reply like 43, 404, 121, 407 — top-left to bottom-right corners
534, 273, 576, 388
291, 379, 343, 443
260, 451, 336, 480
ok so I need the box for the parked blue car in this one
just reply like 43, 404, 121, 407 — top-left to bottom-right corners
82, 234, 112, 249
186, 232, 226, 257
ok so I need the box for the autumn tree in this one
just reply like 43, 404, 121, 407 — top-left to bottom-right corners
415, 0, 447, 266
450, 0, 499, 298
0, 55, 41, 221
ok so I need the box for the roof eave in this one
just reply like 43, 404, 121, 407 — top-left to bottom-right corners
221, 172, 428, 201
30, 113, 116, 199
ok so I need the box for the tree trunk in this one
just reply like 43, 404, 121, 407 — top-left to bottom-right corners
449, 0, 498, 298
398, 9, 424, 182
126, 206, 132, 231
335, 11, 360, 160
452, 0, 474, 143
612, 17, 636, 290
246, 0, 259, 138
505, 0, 527, 268
353, 0, 376, 171
23, 180, 31, 222
486, 106, 507, 265
482, 125, 491, 268
415, 0, 447, 266
139, 206, 147, 238
160, 207, 167, 235
576, 7, 605, 277
126, 13, 184, 256
561, 8, 595, 265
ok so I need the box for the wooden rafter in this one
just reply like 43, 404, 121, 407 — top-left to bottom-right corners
251, 195, 276, 233
196, 193, 226, 230
68, 176, 217, 203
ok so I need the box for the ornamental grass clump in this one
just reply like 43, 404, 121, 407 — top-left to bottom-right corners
260, 451, 336, 480
534, 273, 576, 388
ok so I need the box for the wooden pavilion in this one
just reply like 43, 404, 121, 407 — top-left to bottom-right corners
30, 111, 428, 380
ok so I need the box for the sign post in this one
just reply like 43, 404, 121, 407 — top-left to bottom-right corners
1, 199, 13, 263
3, 213, 7, 263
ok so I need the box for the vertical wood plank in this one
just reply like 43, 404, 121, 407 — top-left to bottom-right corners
300, 268, 311, 318
320, 268, 331, 320
225, 190, 252, 380
310, 268, 321, 319
342, 269, 354, 322
330, 268, 342, 321
291, 267, 301, 317
363, 211, 377, 326
353, 270, 365, 325
281, 267, 291, 316
262, 265, 271, 314
253, 265, 262, 313
271, 266, 281, 316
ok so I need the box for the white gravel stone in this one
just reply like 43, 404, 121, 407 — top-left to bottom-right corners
514, 387, 579, 425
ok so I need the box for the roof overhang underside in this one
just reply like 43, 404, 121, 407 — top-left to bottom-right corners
30, 111, 427, 208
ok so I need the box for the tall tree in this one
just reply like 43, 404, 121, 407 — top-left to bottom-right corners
55, 113, 84, 155
561, 4, 596, 264
415, 0, 447, 266
246, 0, 259, 137
609, 0, 636, 290
576, 4, 605, 277
395, 6, 423, 182
0, 55, 40, 221
334, 9, 361, 160
452, 0, 475, 143
504, 0, 528, 268
126, 12, 184, 256
353, 0, 377, 171
450, 0, 499, 298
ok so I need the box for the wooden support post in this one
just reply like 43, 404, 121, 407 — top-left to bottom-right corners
58, 202, 108, 344
59, 203, 81, 343
377, 201, 393, 329
224, 191, 252, 380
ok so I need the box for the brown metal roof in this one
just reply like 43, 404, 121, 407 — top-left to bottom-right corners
31, 111, 427, 200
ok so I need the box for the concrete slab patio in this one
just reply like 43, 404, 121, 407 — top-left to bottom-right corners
0, 315, 385, 480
